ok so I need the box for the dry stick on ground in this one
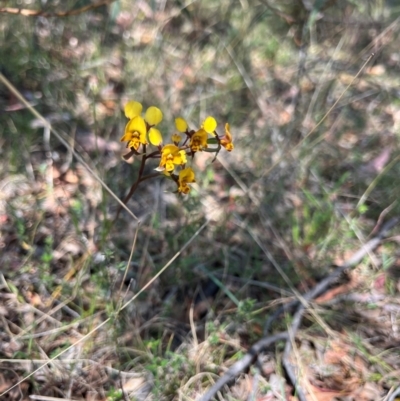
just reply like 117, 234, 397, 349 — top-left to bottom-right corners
199, 217, 399, 401
264, 216, 400, 335
0, 0, 116, 17
389, 387, 400, 401
288, 217, 399, 399
283, 309, 308, 401
198, 332, 289, 401
277, 216, 400, 401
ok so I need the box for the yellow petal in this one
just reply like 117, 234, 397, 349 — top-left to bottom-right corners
190, 128, 208, 152
124, 101, 143, 119
175, 150, 187, 165
175, 117, 188, 132
198, 128, 208, 143
178, 167, 196, 194
179, 167, 196, 183
148, 127, 163, 146
145, 106, 163, 126
126, 116, 147, 144
203, 116, 217, 134
178, 184, 190, 194
220, 123, 234, 151
165, 160, 175, 172
161, 144, 179, 155
128, 138, 140, 151
224, 123, 232, 141
221, 141, 234, 151
120, 121, 132, 142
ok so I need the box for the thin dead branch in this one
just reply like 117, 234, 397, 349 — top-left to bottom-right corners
389, 387, 400, 401
264, 216, 400, 334
199, 217, 399, 401
198, 332, 289, 401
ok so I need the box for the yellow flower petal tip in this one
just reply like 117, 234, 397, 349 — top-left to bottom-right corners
175, 117, 188, 133
124, 101, 143, 119
145, 106, 163, 126
203, 116, 217, 134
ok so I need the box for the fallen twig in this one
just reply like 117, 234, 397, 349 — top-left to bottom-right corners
388, 386, 400, 401
199, 217, 399, 401
198, 332, 289, 401
275, 216, 399, 400
282, 307, 308, 401
264, 216, 400, 334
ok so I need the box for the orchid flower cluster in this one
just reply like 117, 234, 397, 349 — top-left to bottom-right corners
120, 101, 234, 196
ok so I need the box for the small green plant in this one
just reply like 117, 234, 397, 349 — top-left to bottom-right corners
237, 298, 257, 322
144, 342, 195, 397
106, 387, 124, 401
39, 236, 54, 283
40, 236, 54, 265
207, 322, 221, 346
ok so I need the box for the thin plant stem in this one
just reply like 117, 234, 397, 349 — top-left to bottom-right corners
114, 151, 149, 223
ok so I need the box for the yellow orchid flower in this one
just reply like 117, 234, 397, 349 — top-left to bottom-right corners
190, 129, 208, 152
157, 144, 187, 172
178, 167, 196, 194
120, 115, 147, 151
220, 123, 234, 151
121, 101, 164, 149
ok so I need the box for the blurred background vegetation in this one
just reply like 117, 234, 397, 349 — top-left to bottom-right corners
1, 0, 400, 400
